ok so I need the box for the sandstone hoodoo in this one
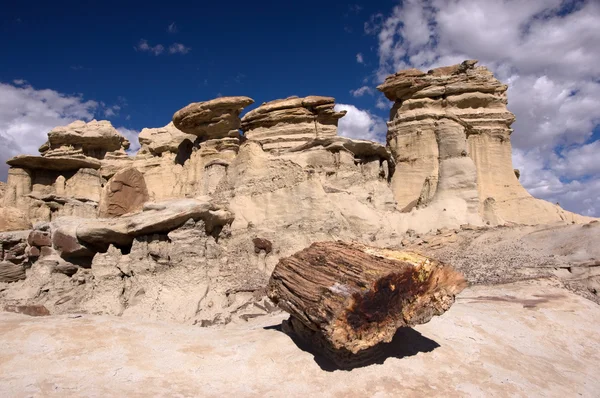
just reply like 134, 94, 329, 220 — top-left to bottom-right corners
173, 96, 254, 139
267, 241, 466, 364
241, 96, 347, 152
377, 59, 589, 225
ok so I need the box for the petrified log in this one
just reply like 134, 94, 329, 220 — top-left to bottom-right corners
267, 241, 466, 357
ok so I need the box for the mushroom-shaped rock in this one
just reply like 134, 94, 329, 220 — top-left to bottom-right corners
42, 120, 130, 157
138, 122, 197, 156
6, 155, 101, 171
172, 96, 254, 139
241, 96, 347, 152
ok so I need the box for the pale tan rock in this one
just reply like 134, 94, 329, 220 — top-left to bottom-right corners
138, 122, 197, 156
42, 120, 130, 157
378, 60, 592, 225
98, 168, 149, 218
173, 96, 254, 139
241, 96, 347, 152
0, 207, 32, 232
6, 155, 101, 171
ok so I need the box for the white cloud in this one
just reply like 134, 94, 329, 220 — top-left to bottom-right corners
356, 53, 364, 64
375, 97, 389, 110
367, 0, 600, 216
350, 85, 374, 97
167, 22, 177, 33
104, 104, 121, 117
136, 39, 165, 56
335, 104, 387, 142
169, 43, 191, 54
117, 127, 141, 153
0, 82, 138, 180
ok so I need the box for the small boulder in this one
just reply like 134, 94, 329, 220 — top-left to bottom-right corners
27, 231, 52, 247
98, 167, 150, 218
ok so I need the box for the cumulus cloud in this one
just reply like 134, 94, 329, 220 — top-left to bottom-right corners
169, 43, 191, 54
335, 104, 386, 142
350, 86, 374, 97
167, 22, 178, 33
356, 53, 364, 64
117, 127, 141, 153
0, 81, 137, 180
366, 0, 600, 216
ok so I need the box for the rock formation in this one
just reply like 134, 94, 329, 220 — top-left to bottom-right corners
241, 96, 347, 152
377, 60, 590, 225
2, 120, 131, 225
0, 64, 596, 325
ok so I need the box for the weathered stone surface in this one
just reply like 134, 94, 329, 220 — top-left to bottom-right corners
0, 207, 32, 232
3, 304, 50, 316
27, 231, 51, 247
98, 168, 149, 218
241, 96, 346, 152
253, 238, 272, 254
268, 241, 466, 358
377, 60, 592, 225
0, 230, 29, 264
0, 261, 26, 283
173, 96, 254, 138
51, 226, 94, 259
43, 120, 130, 157
6, 155, 101, 171
77, 198, 234, 249
138, 122, 197, 156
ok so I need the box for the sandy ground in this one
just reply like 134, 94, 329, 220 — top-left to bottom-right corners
1, 279, 598, 398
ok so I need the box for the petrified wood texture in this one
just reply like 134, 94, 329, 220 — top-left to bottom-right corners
267, 241, 466, 355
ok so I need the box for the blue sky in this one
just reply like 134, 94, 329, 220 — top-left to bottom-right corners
1, 0, 391, 130
1, 0, 599, 216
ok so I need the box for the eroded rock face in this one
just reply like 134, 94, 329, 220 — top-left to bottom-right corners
138, 122, 197, 156
42, 120, 130, 158
241, 96, 347, 152
173, 96, 254, 139
0, 207, 32, 232
98, 168, 149, 218
378, 60, 591, 225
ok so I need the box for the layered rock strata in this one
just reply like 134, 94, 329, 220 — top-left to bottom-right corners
378, 60, 591, 225
241, 96, 347, 152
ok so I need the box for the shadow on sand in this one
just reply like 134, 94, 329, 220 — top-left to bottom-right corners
264, 323, 440, 372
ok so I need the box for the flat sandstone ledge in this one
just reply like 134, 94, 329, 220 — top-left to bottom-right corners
0, 280, 598, 397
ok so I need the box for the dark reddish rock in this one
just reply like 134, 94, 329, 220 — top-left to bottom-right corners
98, 167, 150, 218
40, 246, 55, 257
27, 246, 40, 258
253, 238, 273, 254
0, 261, 26, 283
27, 231, 52, 247
4, 304, 50, 317
52, 229, 94, 258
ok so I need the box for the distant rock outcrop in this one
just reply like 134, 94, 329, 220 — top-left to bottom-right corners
377, 59, 591, 225
2, 120, 130, 224
241, 96, 347, 152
